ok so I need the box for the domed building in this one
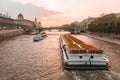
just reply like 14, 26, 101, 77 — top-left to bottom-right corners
14, 13, 35, 28
0, 12, 41, 29
18, 13, 24, 20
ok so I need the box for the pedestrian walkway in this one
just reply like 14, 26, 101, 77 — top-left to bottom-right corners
83, 33, 120, 46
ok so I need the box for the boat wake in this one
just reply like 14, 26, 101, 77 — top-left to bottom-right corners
69, 70, 120, 80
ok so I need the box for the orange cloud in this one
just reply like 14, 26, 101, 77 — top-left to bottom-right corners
39, 14, 83, 27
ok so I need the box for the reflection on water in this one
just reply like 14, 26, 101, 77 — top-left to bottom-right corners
0, 35, 62, 80
0, 32, 120, 80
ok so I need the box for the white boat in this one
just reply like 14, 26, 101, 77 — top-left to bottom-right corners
60, 35, 109, 70
41, 32, 47, 38
33, 32, 47, 41
33, 34, 42, 41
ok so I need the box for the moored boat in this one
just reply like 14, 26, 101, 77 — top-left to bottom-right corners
60, 34, 109, 70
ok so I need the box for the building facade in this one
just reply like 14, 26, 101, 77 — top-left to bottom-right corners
0, 13, 41, 29
14, 13, 35, 28
0, 15, 14, 29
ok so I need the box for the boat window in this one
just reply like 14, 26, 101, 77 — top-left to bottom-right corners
90, 56, 94, 58
79, 56, 82, 58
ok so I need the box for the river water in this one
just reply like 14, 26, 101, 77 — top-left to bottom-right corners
0, 30, 120, 80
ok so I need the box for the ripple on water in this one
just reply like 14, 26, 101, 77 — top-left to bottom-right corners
0, 33, 120, 80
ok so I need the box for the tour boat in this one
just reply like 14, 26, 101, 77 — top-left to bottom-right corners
60, 34, 109, 70
33, 32, 47, 41
41, 32, 47, 37
33, 34, 42, 41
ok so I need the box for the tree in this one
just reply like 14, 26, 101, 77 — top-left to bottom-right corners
88, 13, 120, 34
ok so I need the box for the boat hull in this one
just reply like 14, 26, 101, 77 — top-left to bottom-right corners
61, 49, 109, 70
33, 33, 47, 42
59, 36, 109, 70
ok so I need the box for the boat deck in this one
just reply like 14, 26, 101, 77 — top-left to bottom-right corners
60, 35, 109, 70
63, 35, 103, 54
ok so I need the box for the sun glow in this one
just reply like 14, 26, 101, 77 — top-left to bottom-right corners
7, 0, 120, 27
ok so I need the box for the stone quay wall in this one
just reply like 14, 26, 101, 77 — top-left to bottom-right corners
0, 29, 24, 41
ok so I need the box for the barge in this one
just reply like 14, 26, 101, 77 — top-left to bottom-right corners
60, 35, 109, 70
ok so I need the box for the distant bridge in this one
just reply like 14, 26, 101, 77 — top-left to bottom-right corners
42, 27, 82, 34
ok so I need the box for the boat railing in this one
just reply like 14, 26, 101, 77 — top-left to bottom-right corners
69, 49, 87, 54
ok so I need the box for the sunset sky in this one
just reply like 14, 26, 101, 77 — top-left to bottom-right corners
0, 0, 120, 27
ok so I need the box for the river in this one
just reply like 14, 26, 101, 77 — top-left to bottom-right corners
0, 30, 120, 80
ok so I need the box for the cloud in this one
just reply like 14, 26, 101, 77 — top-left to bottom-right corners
0, 0, 62, 20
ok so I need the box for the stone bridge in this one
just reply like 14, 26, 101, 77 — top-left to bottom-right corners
42, 27, 82, 34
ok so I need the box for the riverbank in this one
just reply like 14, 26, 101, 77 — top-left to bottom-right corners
0, 29, 24, 41
83, 33, 120, 46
